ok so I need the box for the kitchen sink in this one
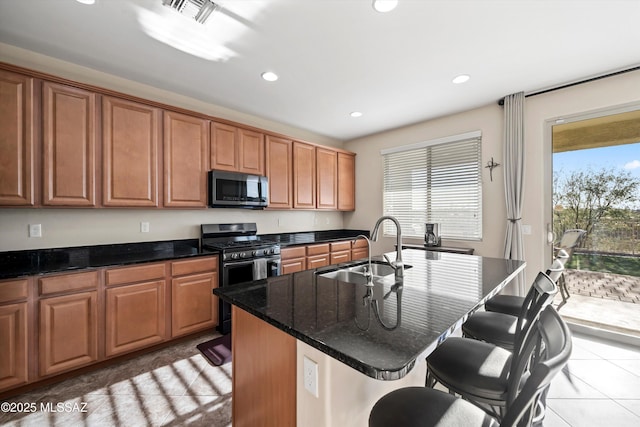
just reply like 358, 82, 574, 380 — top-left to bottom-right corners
316, 260, 411, 284
349, 263, 396, 277
316, 269, 371, 285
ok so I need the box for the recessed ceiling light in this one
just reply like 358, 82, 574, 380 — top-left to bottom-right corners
350, 111, 363, 118
261, 71, 278, 82
76, 0, 96, 4
372, 0, 398, 13
452, 74, 470, 84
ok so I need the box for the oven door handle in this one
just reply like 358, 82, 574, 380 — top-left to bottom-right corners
223, 259, 256, 268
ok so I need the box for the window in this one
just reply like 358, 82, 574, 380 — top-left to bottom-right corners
382, 131, 482, 240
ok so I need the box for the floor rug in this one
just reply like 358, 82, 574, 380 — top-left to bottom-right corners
197, 334, 232, 366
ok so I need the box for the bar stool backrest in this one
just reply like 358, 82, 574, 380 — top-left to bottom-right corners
501, 306, 572, 427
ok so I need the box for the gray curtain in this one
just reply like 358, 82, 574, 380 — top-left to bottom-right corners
503, 92, 525, 294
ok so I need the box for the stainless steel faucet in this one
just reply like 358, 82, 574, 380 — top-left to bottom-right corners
370, 216, 404, 277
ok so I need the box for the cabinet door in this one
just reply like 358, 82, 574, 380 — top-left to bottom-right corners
43, 82, 97, 206
281, 258, 306, 274
39, 291, 98, 377
163, 111, 209, 207
351, 248, 369, 261
293, 141, 316, 209
105, 280, 166, 357
265, 135, 292, 209
330, 250, 351, 264
211, 122, 238, 171
238, 128, 264, 175
316, 147, 337, 209
0, 302, 28, 391
337, 152, 356, 211
102, 96, 161, 207
171, 272, 218, 337
307, 254, 330, 270
0, 70, 35, 206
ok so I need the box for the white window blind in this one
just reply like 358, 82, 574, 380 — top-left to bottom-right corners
382, 131, 482, 240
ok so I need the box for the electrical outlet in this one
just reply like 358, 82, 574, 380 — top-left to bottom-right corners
28, 224, 42, 238
140, 222, 150, 233
303, 356, 319, 397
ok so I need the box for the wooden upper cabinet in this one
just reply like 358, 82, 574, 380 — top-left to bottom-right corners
210, 122, 237, 172
42, 82, 97, 207
163, 111, 209, 208
316, 147, 338, 210
265, 135, 293, 209
102, 96, 161, 207
337, 152, 356, 211
0, 69, 35, 206
238, 128, 264, 175
211, 122, 265, 174
293, 141, 316, 209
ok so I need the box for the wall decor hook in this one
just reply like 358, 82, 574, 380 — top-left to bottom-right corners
485, 157, 500, 182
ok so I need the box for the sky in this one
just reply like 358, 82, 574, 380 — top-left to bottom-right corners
553, 142, 640, 209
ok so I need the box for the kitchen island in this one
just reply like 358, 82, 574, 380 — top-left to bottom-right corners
214, 249, 525, 426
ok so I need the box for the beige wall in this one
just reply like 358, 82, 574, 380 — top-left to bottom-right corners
344, 69, 640, 285
0, 43, 345, 251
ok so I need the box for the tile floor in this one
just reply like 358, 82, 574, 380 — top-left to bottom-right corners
1, 329, 639, 426
545, 332, 640, 427
0, 332, 232, 427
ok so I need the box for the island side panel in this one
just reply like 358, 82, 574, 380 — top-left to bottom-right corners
296, 340, 427, 427
231, 306, 296, 427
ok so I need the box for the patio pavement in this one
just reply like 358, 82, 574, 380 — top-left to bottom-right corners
555, 269, 640, 338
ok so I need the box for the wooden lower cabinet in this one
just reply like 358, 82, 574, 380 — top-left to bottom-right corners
280, 246, 306, 274
105, 280, 166, 357
330, 241, 352, 264
232, 306, 296, 427
0, 302, 28, 391
39, 291, 98, 377
351, 238, 370, 261
171, 256, 218, 337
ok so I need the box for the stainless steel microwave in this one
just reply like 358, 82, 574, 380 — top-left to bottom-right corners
208, 170, 268, 209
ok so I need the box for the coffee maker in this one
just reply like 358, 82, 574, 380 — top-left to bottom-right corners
424, 223, 441, 247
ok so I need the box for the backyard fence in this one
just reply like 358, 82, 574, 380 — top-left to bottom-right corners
581, 220, 640, 255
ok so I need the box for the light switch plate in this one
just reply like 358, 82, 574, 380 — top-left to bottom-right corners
522, 225, 532, 235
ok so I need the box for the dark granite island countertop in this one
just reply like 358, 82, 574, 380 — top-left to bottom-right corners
214, 248, 526, 380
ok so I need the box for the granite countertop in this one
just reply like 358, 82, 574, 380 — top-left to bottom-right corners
213, 249, 526, 380
0, 229, 368, 280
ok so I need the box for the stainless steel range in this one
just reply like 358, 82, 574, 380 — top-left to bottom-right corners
201, 223, 281, 334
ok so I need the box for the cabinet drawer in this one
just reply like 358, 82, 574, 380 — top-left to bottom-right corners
306, 244, 329, 256
106, 263, 166, 287
39, 270, 99, 296
171, 256, 217, 277
281, 246, 306, 259
352, 238, 369, 249
0, 278, 29, 303
330, 241, 351, 252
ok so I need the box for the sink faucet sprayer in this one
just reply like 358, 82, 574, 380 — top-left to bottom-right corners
370, 216, 404, 277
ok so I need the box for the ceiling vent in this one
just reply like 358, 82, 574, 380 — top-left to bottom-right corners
163, 0, 221, 24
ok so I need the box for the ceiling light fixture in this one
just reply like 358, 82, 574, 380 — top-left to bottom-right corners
76, 0, 96, 4
163, 0, 221, 24
261, 71, 279, 82
452, 74, 470, 84
372, 0, 398, 13
350, 111, 363, 118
